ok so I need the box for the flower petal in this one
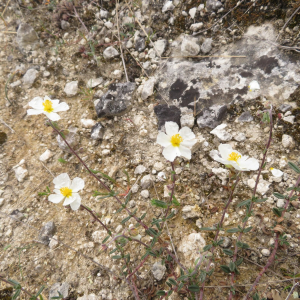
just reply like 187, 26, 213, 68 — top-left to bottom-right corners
218, 144, 234, 160
53, 102, 69, 112
179, 127, 195, 140
210, 149, 229, 165
271, 168, 283, 177
239, 157, 259, 171
157, 132, 171, 147
53, 173, 71, 189
70, 177, 85, 192
44, 111, 61, 121
162, 144, 180, 162
165, 121, 179, 137
63, 193, 77, 206
181, 138, 197, 149
28, 97, 43, 109
27, 108, 44, 115
48, 193, 64, 203
69, 195, 81, 210
178, 145, 192, 160
53, 188, 61, 195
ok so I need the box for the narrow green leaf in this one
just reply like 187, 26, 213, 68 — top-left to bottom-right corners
178, 282, 184, 291
109, 248, 118, 254
168, 278, 178, 286
36, 285, 45, 297
220, 265, 231, 274
58, 158, 67, 163
150, 199, 168, 208
273, 207, 282, 217
237, 199, 251, 207
102, 236, 110, 244
203, 244, 213, 251
288, 162, 300, 174
273, 192, 286, 199
140, 212, 147, 220
112, 255, 122, 259
121, 216, 132, 225
199, 227, 217, 231
172, 195, 180, 206
12, 289, 21, 300
223, 249, 233, 256
244, 226, 253, 233
188, 285, 200, 292
166, 211, 175, 219
229, 262, 235, 272
236, 241, 249, 249
177, 275, 189, 281
253, 198, 267, 203
236, 258, 243, 266
156, 290, 166, 296
226, 228, 240, 233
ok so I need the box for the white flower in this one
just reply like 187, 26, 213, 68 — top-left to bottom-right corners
270, 168, 283, 177
248, 80, 260, 92
27, 96, 69, 121
157, 121, 197, 162
210, 144, 259, 171
48, 173, 84, 210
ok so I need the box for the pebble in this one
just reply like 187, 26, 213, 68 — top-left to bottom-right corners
39, 149, 53, 162
201, 38, 213, 54
22, 69, 38, 87
140, 174, 154, 189
64, 81, 78, 97
103, 46, 119, 59
282, 134, 295, 149
210, 124, 232, 141
182, 205, 202, 219
153, 162, 164, 171
189, 7, 197, 19
38, 221, 56, 245
276, 198, 285, 208
283, 115, 295, 124
157, 172, 166, 181
91, 122, 105, 140
140, 190, 149, 198
87, 78, 103, 88
141, 77, 155, 100
14, 166, 28, 182
180, 114, 194, 128
151, 262, 166, 280
154, 39, 167, 57
190, 22, 204, 32
162, 1, 174, 13
134, 165, 147, 174
81, 119, 96, 128
181, 37, 200, 56
261, 249, 270, 257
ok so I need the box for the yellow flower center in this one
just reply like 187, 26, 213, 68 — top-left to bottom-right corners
170, 133, 183, 147
43, 99, 54, 113
228, 152, 241, 163
60, 187, 72, 198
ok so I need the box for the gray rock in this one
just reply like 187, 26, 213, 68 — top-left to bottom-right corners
206, 0, 222, 12
182, 205, 202, 219
141, 78, 155, 100
49, 282, 69, 300
100, 9, 109, 19
154, 39, 167, 56
56, 127, 80, 153
154, 104, 181, 130
140, 174, 154, 189
22, 69, 38, 87
282, 134, 295, 149
10, 209, 25, 222
91, 123, 105, 140
135, 37, 146, 52
162, 1, 174, 13
103, 46, 119, 59
95, 82, 136, 118
220, 237, 232, 248
238, 111, 253, 122
279, 103, 292, 113
151, 262, 166, 280
61, 20, 70, 30
64, 81, 78, 97
181, 37, 200, 57
16, 23, 39, 50
134, 165, 147, 174
201, 38, 213, 54
38, 221, 56, 245
197, 105, 227, 129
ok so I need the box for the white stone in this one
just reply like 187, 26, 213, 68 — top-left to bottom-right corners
212, 167, 229, 185
43, 71, 50, 77
190, 22, 203, 32
49, 235, 59, 249
141, 77, 155, 100
140, 190, 149, 198
210, 124, 232, 141
180, 114, 194, 128
140, 174, 154, 189
151, 262, 166, 280
111, 69, 122, 79
22, 69, 38, 87
234, 132, 246, 142
39, 149, 54, 162
14, 166, 28, 182
157, 172, 166, 181
64, 81, 78, 97
178, 233, 206, 264
282, 134, 295, 149
189, 7, 197, 18
182, 205, 201, 219
100, 9, 108, 19
104, 21, 113, 29
261, 249, 270, 256
162, 1, 174, 13
134, 165, 147, 175
126, 40, 133, 49
247, 178, 271, 195
201, 38, 213, 54
181, 37, 200, 57
131, 184, 139, 193
276, 198, 285, 208
102, 149, 110, 155
154, 39, 167, 56
153, 162, 165, 171
103, 47, 119, 59
198, 3, 205, 10
283, 115, 295, 124
87, 78, 103, 88
81, 119, 96, 128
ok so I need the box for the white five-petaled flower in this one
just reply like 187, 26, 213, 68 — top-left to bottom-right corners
48, 173, 84, 210
157, 121, 197, 162
248, 80, 260, 92
27, 96, 69, 121
210, 144, 259, 171
270, 168, 283, 177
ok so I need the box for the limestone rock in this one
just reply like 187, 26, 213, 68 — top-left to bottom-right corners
95, 82, 136, 117
64, 81, 78, 97
181, 37, 200, 57
201, 38, 212, 54
197, 105, 227, 129
141, 77, 155, 100
154, 104, 181, 130
154, 39, 167, 56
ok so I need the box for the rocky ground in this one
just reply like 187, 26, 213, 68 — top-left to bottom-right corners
0, 0, 300, 299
